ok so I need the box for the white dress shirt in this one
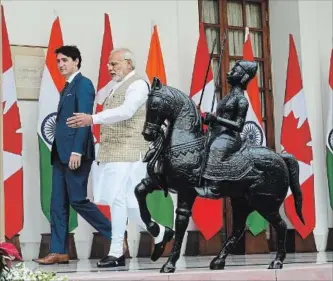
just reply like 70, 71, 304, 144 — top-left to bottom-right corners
67, 70, 80, 83
92, 70, 149, 125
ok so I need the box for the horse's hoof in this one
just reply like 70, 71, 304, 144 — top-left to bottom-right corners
268, 260, 283, 269
209, 257, 225, 270
160, 262, 176, 273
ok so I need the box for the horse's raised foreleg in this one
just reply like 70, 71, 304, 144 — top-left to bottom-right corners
134, 177, 157, 233
160, 190, 197, 273
210, 197, 253, 270
134, 177, 174, 262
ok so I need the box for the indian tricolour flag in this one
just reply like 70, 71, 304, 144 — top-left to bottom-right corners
242, 27, 268, 236
190, 22, 223, 241
91, 13, 114, 219
326, 49, 333, 211
145, 24, 174, 229
37, 17, 77, 231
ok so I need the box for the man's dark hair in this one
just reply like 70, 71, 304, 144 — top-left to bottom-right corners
55, 45, 82, 69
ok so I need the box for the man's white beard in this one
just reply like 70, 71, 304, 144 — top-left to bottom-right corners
112, 71, 125, 82
112, 75, 123, 82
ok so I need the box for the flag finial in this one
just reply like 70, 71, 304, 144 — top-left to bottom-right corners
151, 20, 156, 34
53, 9, 59, 19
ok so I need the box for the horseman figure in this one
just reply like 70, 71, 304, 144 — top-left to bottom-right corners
194, 60, 258, 198
134, 60, 304, 274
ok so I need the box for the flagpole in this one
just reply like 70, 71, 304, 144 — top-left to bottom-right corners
0, 2, 6, 242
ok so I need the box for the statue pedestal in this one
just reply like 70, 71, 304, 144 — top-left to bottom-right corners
231, 231, 269, 255
244, 231, 269, 254
295, 231, 317, 252
89, 231, 130, 259
185, 230, 269, 256
185, 230, 223, 256
38, 233, 78, 260
185, 230, 200, 256
270, 229, 317, 253
198, 231, 223, 256
6, 234, 22, 260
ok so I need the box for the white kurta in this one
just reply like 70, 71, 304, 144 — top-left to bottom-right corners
92, 70, 149, 207
91, 70, 150, 257
93, 161, 146, 208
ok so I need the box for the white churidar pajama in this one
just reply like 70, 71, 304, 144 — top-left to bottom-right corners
92, 71, 165, 258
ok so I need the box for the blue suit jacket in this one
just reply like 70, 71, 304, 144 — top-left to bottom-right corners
51, 73, 95, 164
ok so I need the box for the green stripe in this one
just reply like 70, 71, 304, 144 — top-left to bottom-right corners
38, 136, 78, 232
147, 191, 174, 229
327, 148, 333, 210
246, 211, 268, 236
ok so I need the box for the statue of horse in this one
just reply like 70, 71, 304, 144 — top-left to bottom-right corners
134, 63, 304, 273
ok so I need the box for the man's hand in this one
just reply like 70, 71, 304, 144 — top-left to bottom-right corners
67, 113, 93, 128
69, 153, 81, 170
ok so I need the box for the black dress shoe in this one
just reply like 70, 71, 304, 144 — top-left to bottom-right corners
97, 255, 125, 268
151, 226, 174, 261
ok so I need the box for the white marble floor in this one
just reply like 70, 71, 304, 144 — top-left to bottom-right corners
19, 251, 333, 274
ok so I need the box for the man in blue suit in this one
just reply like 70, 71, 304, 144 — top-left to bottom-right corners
34, 45, 111, 265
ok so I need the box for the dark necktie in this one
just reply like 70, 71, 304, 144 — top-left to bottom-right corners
62, 82, 69, 94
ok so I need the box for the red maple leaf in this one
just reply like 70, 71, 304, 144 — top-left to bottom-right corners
2, 101, 22, 155
281, 110, 312, 164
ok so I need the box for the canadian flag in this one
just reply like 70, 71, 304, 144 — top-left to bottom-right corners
91, 13, 114, 220
190, 22, 223, 240
1, 5, 24, 239
281, 34, 315, 239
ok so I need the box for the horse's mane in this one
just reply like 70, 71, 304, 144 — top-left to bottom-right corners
148, 78, 201, 127
149, 83, 195, 108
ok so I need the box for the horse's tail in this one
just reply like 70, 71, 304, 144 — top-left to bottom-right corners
280, 151, 305, 224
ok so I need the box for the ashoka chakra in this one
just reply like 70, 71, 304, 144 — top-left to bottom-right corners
41, 112, 57, 146
240, 121, 263, 146
328, 129, 333, 151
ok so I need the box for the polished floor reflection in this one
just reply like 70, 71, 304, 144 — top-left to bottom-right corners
21, 251, 333, 275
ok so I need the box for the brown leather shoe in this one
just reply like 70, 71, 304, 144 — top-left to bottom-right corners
33, 253, 69, 265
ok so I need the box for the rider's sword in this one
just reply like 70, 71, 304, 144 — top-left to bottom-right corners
198, 30, 228, 187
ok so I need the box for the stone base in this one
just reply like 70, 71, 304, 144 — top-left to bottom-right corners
185, 231, 200, 256
245, 231, 270, 254
295, 231, 317, 252
5, 234, 22, 260
185, 230, 268, 256
38, 233, 78, 260
278, 229, 317, 253
270, 229, 317, 253
137, 231, 174, 258
89, 231, 130, 259
184, 230, 223, 256
138, 228, 317, 257
198, 231, 223, 256
327, 228, 333, 251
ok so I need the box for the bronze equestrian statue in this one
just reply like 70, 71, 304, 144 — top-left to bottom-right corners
134, 60, 304, 273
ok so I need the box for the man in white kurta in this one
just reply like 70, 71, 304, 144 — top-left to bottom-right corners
67, 48, 167, 267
